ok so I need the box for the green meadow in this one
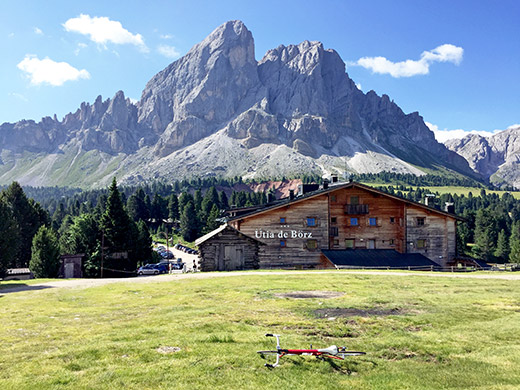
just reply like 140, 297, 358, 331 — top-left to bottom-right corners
1, 272, 520, 389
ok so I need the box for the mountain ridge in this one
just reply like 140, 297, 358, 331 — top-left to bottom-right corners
1, 20, 477, 188
445, 126, 520, 188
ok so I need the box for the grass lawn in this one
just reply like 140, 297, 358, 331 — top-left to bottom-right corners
1, 272, 520, 389
362, 182, 520, 199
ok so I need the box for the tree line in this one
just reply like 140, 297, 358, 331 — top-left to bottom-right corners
0, 178, 267, 279
2, 176, 520, 279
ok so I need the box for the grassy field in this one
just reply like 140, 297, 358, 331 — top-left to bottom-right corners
361, 183, 520, 199
1, 272, 520, 389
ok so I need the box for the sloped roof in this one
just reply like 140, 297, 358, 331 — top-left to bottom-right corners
321, 249, 441, 269
227, 181, 463, 222
195, 224, 264, 246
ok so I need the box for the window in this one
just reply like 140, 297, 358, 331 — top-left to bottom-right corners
280, 240, 286, 248
331, 195, 337, 202
330, 227, 339, 237
350, 217, 358, 226
280, 217, 286, 224
417, 239, 426, 249
331, 217, 337, 224
389, 239, 395, 246
350, 196, 359, 205
345, 239, 354, 249
369, 217, 377, 226
333, 239, 339, 246
306, 239, 318, 250
417, 217, 425, 226
307, 217, 316, 227
390, 217, 395, 224
367, 239, 375, 249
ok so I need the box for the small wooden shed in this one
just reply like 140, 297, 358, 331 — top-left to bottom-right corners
195, 225, 262, 272
60, 254, 84, 278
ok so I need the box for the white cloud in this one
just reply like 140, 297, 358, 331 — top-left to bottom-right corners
34, 27, 43, 35
74, 42, 88, 56
8, 32, 14, 38
157, 44, 180, 59
9, 92, 29, 102
426, 122, 501, 143
17, 55, 90, 86
63, 14, 148, 52
351, 44, 463, 78
160, 34, 174, 40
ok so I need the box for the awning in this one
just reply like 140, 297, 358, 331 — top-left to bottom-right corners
321, 249, 441, 270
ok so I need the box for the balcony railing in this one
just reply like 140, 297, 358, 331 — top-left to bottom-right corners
344, 204, 369, 214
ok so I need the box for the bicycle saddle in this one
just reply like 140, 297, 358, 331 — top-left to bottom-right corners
318, 345, 338, 355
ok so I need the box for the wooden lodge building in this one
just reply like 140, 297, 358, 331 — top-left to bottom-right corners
195, 181, 462, 271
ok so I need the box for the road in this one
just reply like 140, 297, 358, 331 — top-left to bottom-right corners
1, 270, 519, 294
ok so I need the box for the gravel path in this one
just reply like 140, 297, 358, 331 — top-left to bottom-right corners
1, 270, 519, 294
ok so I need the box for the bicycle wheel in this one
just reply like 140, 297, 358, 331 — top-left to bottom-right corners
257, 350, 278, 355
339, 351, 366, 356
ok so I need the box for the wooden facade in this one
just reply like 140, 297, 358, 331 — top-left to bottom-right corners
196, 225, 261, 271
201, 182, 460, 270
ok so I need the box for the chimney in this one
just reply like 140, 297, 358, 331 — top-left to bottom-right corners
289, 189, 295, 200
444, 202, 455, 213
267, 193, 276, 203
424, 194, 435, 206
331, 175, 338, 183
323, 179, 329, 190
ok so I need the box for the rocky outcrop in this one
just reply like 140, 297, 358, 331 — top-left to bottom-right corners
0, 20, 479, 188
445, 126, 520, 188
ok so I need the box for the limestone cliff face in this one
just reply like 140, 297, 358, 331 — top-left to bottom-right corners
0, 20, 479, 188
0, 91, 143, 155
445, 126, 520, 188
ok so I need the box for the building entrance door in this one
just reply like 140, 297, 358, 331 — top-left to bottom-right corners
223, 246, 244, 271
367, 239, 376, 249
64, 263, 74, 278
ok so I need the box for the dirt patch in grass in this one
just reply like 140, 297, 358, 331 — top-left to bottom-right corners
314, 307, 405, 318
274, 291, 345, 299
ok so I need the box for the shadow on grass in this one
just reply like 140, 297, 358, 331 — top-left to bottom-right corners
0, 284, 54, 294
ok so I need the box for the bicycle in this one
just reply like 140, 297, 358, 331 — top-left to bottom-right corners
257, 333, 366, 368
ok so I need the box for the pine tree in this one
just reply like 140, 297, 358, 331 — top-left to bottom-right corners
205, 204, 221, 233
494, 229, 510, 262
135, 220, 153, 264
168, 193, 179, 220
30, 226, 60, 278
218, 191, 229, 209
180, 201, 198, 242
0, 182, 45, 267
472, 209, 498, 261
0, 199, 19, 276
127, 193, 149, 222
99, 178, 137, 276
509, 221, 520, 263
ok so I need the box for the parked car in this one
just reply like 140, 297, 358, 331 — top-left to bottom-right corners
137, 264, 160, 276
154, 263, 170, 273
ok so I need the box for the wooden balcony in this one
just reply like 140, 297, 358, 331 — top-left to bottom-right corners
344, 204, 369, 214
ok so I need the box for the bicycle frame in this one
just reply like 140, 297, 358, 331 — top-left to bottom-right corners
258, 333, 365, 368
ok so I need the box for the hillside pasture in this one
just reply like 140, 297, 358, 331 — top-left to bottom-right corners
1, 271, 519, 389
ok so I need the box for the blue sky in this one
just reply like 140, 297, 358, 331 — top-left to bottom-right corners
2, 0, 519, 141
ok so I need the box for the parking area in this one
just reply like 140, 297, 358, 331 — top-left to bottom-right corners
153, 243, 200, 272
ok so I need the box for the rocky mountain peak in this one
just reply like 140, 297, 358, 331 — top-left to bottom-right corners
445, 126, 520, 187
0, 20, 482, 188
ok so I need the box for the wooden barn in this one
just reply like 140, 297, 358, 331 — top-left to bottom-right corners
197, 182, 462, 271
195, 225, 262, 271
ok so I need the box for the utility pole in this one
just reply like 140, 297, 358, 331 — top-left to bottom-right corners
101, 231, 104, 278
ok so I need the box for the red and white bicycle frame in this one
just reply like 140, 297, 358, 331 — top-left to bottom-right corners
259, 333, 365, 368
